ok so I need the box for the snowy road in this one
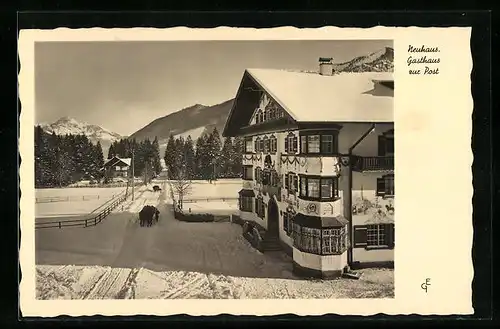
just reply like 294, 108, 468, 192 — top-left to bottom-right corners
35, 181, 394, 299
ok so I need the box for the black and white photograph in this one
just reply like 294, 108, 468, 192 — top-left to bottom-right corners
18, 26, 475, 317
32, 38, 395, 300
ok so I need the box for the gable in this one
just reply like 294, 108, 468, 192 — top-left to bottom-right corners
248, 91, 295, 126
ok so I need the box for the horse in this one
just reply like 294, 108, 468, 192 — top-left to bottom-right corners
139, 205, 160, 227
152, 185, 162, 192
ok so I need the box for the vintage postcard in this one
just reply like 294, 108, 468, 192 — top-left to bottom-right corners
18, 26, 473, 316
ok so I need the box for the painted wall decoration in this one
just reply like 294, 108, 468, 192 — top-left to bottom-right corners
322, 202, 334, 215
305, 202, 319, 215
352, 195, 394, 224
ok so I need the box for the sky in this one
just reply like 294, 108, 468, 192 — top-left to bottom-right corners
35, 40, 392, 136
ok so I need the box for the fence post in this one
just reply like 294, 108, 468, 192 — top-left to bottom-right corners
59, 221, 61, 229
95, 217, 97, 225
85, 219, 87, 227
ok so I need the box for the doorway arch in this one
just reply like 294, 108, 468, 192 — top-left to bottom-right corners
267, 197, 280, 238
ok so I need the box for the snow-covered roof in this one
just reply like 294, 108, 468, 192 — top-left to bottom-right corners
103, 156, 131, 168
246, 68, 394, 123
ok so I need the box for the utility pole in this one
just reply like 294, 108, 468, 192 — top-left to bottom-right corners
131, 148, 135, 201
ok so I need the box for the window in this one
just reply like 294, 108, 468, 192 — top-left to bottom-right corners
259, 139, 264, 152
322, 227, 348, 255
376, 174, 395, 197
270, 136, 277, 153
258, 110, 263, 124
293, 226, 321, 254
254, 137, 260, 152
255, 167, 262, 183
367, 225, 388, 247
284, 173, 289, 189
300, 176, 339, 200
263, 136, 270, 153
288, 173, 298, 191
263, 109, 268, 122
300, 131, 338, 154
284, 133, 298, 154
239, 196, 253, 212
242, 165, 253, 180
283, 212, 293, 236
353, 224, 394, 249
307, 135, 320, 153
244, 137, 253, 153
255, 197, 265, 218
270, 170, 279, 187
321, 135, 334, 154
378, 130, 394, 156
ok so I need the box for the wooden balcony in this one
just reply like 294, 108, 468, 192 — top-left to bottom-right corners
353, 156, 394, 172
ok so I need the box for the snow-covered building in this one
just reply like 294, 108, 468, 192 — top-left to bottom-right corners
102, 156, 132, 178
222, 58, 394, 279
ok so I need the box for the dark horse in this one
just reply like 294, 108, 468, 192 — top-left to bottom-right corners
152, 185, 162, 192
139, 205, 160, 227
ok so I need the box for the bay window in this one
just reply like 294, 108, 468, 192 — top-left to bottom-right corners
299, 175, 339, 201
292, 214, 349, 255
300, 130, 338, 155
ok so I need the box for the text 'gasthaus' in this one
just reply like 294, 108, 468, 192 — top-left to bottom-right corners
407, 45, 440, 75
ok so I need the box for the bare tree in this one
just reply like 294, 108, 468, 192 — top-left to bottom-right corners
171, 168, 192, 210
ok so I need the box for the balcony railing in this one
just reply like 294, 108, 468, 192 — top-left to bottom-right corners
353, 156, 394, 172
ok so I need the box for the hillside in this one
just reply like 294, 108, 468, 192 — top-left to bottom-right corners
332, 46, 394, 73
129, 99, 234, 148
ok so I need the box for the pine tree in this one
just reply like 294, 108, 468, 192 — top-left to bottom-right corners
108, 143, 115, 159
220, 136, 233, 178
152, 136, 162, 176
195, 134, 210, 180
164, 134, 177, 179
231, 136, 244, 177
206, 127, 222, 180
183, 135, 196, 179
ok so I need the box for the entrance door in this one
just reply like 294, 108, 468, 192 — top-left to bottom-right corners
267, 197, 280, 238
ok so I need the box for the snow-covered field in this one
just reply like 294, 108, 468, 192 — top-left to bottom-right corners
182, 201, 238, 215
35, 179, 394, 299
35, 187, 126, 218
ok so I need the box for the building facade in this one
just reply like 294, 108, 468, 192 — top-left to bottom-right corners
102, 156, 131, 178
223, 61, 394, 278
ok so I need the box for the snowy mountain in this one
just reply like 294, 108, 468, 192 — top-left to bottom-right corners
332, 46, 394, 73
39, 116, 123, 157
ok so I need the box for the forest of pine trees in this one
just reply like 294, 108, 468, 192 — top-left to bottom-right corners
34, 125, 105, 188
164, 127, 243, 180
34, 125, 243, 188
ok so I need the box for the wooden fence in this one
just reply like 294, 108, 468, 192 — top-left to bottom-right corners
182, 197, 238, 203
35, 191, 129, 230
35, 194, 121, 204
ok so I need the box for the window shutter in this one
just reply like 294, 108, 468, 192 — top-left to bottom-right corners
353, 225, 368, 248
386, 223, 395, 248
293, 136, 298, 152
284, 137, 289, 153
255, 199, 258, 215
284, 174, 289, 189
378, 136, 386, 156
376, 178, 386, 196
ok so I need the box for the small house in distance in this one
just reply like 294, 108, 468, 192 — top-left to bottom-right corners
102, 156, 132, 179
222, 58, 394, 279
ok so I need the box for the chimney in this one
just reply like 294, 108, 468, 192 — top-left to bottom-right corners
319, 57, 334, 76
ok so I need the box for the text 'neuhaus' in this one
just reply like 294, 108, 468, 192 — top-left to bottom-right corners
407, 45, 440, 75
